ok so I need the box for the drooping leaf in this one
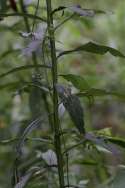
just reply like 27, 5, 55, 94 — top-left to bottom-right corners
60, 74, 90, 91
106, 136, 125, 149
57, 42, 125, 58
14, 172, 33, 188
56, 84, 85, 134
17, 117, 42, 154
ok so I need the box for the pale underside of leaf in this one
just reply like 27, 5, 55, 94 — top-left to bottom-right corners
41, 149, 57, 166
52, 5, 106, 17
16, 117, 42, 154
14, 172, 33, 188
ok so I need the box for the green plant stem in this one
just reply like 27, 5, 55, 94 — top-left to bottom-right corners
19, 0, 39, 72
19, 0, 30, 32
20, 0, 53, 128
46, 0, 65, 187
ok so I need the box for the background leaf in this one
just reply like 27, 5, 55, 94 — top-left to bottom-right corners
0, 64, 50, 79
77, 88, 125, 100
58, 42, 125, 58
106, 136, 125, 149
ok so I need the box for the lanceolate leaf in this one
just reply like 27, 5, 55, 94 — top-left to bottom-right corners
106, 136, 125, 149
0, 13, 46, 22
74, 159, 97, 166
60, 74, 90, 91
64, 94, 85, 134
57, 42, 125, 58
17, 118, 42, 153
56, 85, 85, 134
0, 64, 51, 79
77, 88, 125, 100
0, 138, 18, 145
15, 172, 33, 188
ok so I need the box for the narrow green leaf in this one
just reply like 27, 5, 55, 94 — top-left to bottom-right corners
0, 13, 46, 22
74, 159, 97, 165
60, 74, 90, 91
0, 64, 51, 79
106, 136, 125, 148
77, 88, 125, 100
64, 94, 85, 134
17, 118, 42, 153
0, 138, 18, 145
0, 49, 20, 60
0, 81, 49, 93
57, 42, 125, 58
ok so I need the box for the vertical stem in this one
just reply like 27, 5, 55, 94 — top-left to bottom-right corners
19, 0, 30, 32
46, 0, 65, 188
19, 0, 39, 72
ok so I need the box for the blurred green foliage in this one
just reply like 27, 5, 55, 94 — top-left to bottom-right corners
1, 0, 125, 188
